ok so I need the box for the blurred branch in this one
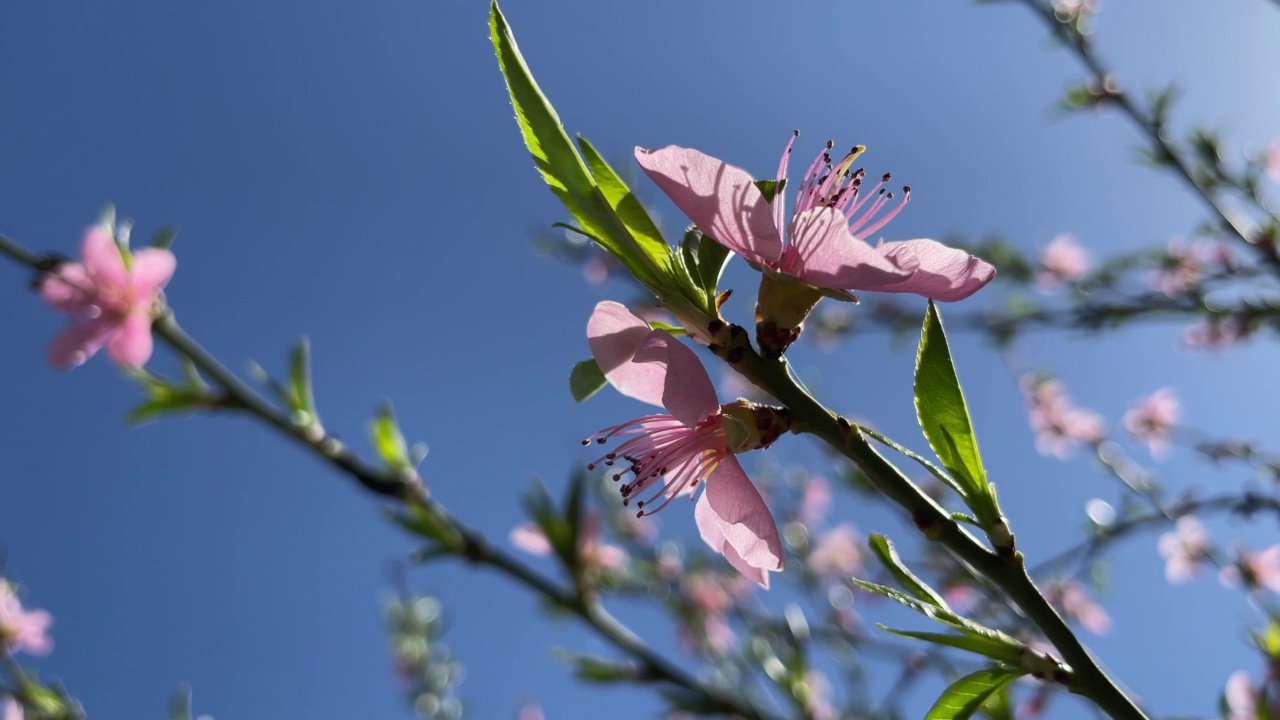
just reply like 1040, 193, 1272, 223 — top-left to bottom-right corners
1012, 0, 1280, 272
0, 232, 778, 720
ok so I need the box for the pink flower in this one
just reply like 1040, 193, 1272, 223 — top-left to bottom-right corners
634, 138, 995, 301
40, 225, 175, 369
1122, 387, 1180, 459
509, 514, 628, 572
517, 703, 545, 720
807, 524, 864, 581
1220, 545, 1280, 594
1157, 516, 1209, 584
1035, 234, 1090, 290
1151, 239, 1202, 298
1020, 376, 1105, 459
2, 698, 20, 720
1265, 141, 1280, 183
1225, 671, 1259, 720
584, 301, 783, 586
1183, 316, 1249, 352
798, 475, 832, 529
0, 583, 53, 657
804, 670, 837, 720
1049, 581, 1111, 636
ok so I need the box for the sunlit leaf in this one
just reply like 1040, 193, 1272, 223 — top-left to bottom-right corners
569, 358, 607, 402
925, 670, 1023, 720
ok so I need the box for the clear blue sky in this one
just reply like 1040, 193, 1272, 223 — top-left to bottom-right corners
1, 1, 1278, 718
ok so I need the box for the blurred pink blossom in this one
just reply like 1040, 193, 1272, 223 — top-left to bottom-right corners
1157, 516, 1209, 584
1220, 545, 1280, 594
1021, 375, 1105, 458
517, 702, 545, 720
1035, 234, 1091, 290
799, 475, 832, 528
39, 225, 175, 369
1183, 316, 1249, 352
1225, 670, 1260, 720
2, 699, 19, 720
1151, 239, 1203, 298
805, 670, 836, 720
509, 513, 628, 572
807, 524, 865, 581
0, 583, 52, 657
942, 583, 980, 614
1050, 581, 1111, 636
1122, 387, 1180, 459
1265, 141, 1280, 183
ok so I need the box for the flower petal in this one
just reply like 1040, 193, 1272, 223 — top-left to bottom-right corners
631, 331, 719, 427
634, 145, 782, 265
871, 238, 997, 301
130, 248, 177, 299
695, 491, 769, 588
47, 318, 115, 370
695, 457, 782, 586
39, 263, 94, 313
81, 227, 127, 289
587, 301, 667, 409
784, 207, 915, 290
106, 311, 155, 368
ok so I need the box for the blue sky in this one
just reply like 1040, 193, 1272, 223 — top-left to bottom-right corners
1, 1, 1279, 718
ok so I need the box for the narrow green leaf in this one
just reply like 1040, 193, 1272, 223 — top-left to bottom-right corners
925, 670, 1022, 720
858, 424, 967, 498
554, 650, 639, 683
867, 534, 951, 608
646, 321, 687, 335
562, 471, 587, 571
578, 136, 671, 279
569, 358, 607, 402
914, 300, 996, 523
694, 229, 732, 300
491, 1, 662, 290
879, 627, 1025, 666
371, 402, 411, 469
289, 337, 316, 418
150, 225, 178, 249
391, 503, 462, 549
851, 579, 1024, 651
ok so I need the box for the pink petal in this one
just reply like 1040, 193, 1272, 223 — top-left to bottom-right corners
695, 457, 783, 586
106, 311, 155, 368
129, 248, 177, 298
47, 318, 116, 370
634, 146, 783, 266
587, 301, 667, 409
783, 207, 914, 289
1225, 671, 1256, 718
696, 492, 769, 588
631, 331, 719, 427
39, 263, 94, 313
509, 523, 552, 556
81, 227, 127, 290
871, 239, 997, 301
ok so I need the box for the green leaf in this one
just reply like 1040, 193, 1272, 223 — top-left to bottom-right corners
491, 1, 666, 290
169, 687, 193, 720
647, 321, 687, 335
578, 136, 671, 279
569, 359, 607, 402
371, 402, 411, 469
754, 178, 785, 204
867, 534, 951, 608
694, 229, 732, 298
391, 503, 462, 549
126, 369, 210, 426
562, 470, 587, 571
851, 579, 1025, 654
914, 301, 997, 524
150, 225, 178, 249
879, 627, 1025, 666
555, 650, 639, 683
858, 424, 967, 500
925, 670, 1023, 720
288, 337, 317, 421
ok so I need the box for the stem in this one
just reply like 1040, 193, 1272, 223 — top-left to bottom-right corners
714, 332, 1147, 720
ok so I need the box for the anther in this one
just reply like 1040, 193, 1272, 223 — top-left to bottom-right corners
882, 173, 891, 182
